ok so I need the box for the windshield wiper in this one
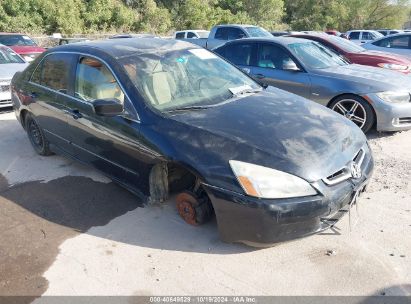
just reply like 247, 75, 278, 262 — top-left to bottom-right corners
166, 105, 211, 113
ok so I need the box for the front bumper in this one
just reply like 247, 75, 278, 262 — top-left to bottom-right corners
204, 150, 374, 246
366, 93, 411, 131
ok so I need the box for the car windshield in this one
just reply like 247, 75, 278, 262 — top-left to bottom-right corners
245, 27, 272, 38
0, 47, 24, 64
288, 41, 348, 69
328, 35, 365, 53
197, 31, 210, 38
119, 47, 260, 111
0, 35, 37, 46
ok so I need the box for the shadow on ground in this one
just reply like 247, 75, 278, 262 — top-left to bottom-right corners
0, 173, 254, 296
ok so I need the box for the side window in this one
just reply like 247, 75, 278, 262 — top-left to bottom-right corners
187, 32, 197, 38
175, 32, 185, 39
257, 44, 296, 70
31, 53, 74, 93
375, 36, 409, 48
349, 32, 360, 40
215, 28, 228, 40
362, 32, 372, 40
389, 36, 409, 49
227, 28, 246, 40
75, 56, 124, 104
223, 43, 253, 66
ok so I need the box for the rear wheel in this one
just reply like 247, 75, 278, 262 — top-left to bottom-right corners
176, 190, 213, 225
25, 113, 53, 156
329, 95, 375, 133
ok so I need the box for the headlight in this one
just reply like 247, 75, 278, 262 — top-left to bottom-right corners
377, 63, 409, 72
376, 91, 410, 103
229, 160, 317, 199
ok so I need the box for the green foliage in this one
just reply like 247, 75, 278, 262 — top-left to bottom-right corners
284, 0, 410, 31
0, 0, 409, 35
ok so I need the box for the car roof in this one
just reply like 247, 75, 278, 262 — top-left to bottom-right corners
215, 24, 256, 28
224, 36, 313, 47
50, 38, 197, 58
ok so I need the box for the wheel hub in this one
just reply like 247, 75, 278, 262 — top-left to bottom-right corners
176, 192, 198, 226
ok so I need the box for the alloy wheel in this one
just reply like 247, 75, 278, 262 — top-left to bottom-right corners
331, 99, 367, 129
28, 119, 44, 148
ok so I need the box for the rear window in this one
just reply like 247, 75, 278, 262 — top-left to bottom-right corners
349, 32, 360, 40
175, 32, 185, 39
244, 27, 272, 38
0, 35, 37, 46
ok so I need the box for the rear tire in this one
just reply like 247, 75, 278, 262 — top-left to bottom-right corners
329, 95, 375, 133
25, 113, 53, 156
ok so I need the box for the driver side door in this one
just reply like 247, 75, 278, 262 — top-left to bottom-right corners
61, 55, 149, 191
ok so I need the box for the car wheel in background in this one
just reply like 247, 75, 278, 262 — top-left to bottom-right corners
25, 113, 53, 156
329, 95, 375, 133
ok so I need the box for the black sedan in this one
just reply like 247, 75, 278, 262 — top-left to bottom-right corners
11, 38, 374, 246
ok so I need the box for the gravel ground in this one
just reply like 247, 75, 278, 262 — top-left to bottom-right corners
0, 110, 410, 299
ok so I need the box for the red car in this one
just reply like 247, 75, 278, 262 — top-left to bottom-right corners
0, 33, 46, 62
289, 33, 411, 74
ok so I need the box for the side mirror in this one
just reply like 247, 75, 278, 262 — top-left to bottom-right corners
283, 61, 300, 72
93, 98, 124, 116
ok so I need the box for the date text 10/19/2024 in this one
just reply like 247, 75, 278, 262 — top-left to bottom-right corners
149, 297, 257, 303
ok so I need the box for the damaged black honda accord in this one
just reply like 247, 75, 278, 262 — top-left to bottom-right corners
11, 38, 374, 246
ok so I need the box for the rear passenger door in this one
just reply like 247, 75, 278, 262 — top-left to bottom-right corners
250, 43, 311, 99
348, 31, 361, 44
215, 42, 257, 74
26, 53, 77, 152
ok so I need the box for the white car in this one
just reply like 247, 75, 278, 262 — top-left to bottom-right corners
362, 33, 411, 59
346, 30, 384, 45
174, 30, 210, 40
0, 44, 28, 108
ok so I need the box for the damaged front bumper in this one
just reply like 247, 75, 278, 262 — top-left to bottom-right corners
203, 153, 374, 246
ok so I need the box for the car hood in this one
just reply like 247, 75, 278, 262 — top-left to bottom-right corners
349, 50, 411, 64
0, 63, 29, 80
9, 45, 46, 54
165, 88, 366, 187
312, 64, 411, 92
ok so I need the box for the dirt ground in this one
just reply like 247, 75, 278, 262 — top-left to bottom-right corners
0, 110, 410, 299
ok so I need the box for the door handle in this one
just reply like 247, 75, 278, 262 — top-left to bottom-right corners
64, 109, 83, 120
70, 109, 83, 120
255, 73, 265, 79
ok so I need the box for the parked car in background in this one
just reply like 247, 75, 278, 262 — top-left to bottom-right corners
271, 31, 291, 37
0, 33, 46, 62
59, 38, 90, 45
325, 30, 341, 36
174, 30, 210, 39
289, 33, 411, 74
377, 29, 403, 36
0, 45, 28, 108
179, 24, 272, 49
109, 33, 158, 39
214, 37, 411, 133
362, 33, 411, 59
11, 38, 374, 246
346, 30, 383, 44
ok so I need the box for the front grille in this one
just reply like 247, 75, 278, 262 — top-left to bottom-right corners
399, 117, 411, 124
323, 148, 366, 186
0, 85, 10, 93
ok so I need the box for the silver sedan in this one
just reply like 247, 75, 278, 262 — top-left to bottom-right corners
362, 33, 411, 59
0, 44, 28, 108
214, 37, 411, 133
